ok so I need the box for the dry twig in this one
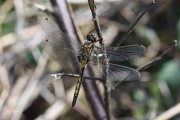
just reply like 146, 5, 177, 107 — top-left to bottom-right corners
88, 0, 110, 119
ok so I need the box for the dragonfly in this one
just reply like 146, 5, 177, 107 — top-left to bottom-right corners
39, 17, 146, 107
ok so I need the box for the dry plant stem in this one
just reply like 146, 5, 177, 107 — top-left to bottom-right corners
154, 102, 180, 120
88, 0, 110, 119
11, 53, 48, 120
137, 40, 180, 71
117, 0, 156, 46
0, 33, 42, 64
13, 0, 25, 33
0, 65, 10, 116
51, 73, 104, 81
50, 0, 107, 119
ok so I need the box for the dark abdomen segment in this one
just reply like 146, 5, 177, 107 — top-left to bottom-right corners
72, 67, 85, 107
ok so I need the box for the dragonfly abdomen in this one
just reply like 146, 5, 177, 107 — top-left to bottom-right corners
72, 67, 85, 107
72, 42, 94, 107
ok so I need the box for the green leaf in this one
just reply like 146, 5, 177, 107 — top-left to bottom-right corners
1, 21, 15, 35
157, 60, 180, 91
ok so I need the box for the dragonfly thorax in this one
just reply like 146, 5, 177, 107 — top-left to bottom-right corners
78, 42, 94, 62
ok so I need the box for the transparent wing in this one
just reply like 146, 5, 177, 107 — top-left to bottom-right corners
94, 45, 146, 63
84, 62, 140, 82
107, 63, 140, 81
39, 17, 82, 65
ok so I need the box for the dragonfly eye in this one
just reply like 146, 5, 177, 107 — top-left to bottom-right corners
87, 33, 98, 42
87, 35, 91, 41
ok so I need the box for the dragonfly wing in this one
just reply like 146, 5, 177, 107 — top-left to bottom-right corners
39, 17, 81, 66
106, 45, 146, 62
84, 62, 140, 82
107, 63, 140, 81
83, 62, 140, 91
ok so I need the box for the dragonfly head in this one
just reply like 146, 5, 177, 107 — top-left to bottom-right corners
87, 33, 99, 42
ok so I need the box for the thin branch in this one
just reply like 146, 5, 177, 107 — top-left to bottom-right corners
51, 73, 104, 82
0, 33, 42, 64
13, 0, 26, 34
0, 65, 11, 116
137, 40, 180, 71
88, 0, 103, 44
117, 0, 156, 46
88, 0, 110, 119
154, 102, 180, 120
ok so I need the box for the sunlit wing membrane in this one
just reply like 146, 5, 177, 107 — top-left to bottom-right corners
84, 62, 140, 82
94, 45, 146, 63
39, 17, 82, 67
107, 63, 140, 81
